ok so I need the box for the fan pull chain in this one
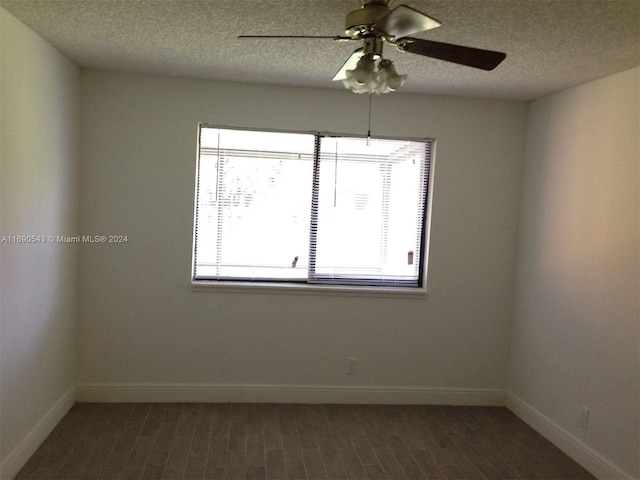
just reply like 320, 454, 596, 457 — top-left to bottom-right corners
367, 93, 372, 145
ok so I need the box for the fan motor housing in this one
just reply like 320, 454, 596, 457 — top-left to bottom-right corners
345, 4, 390, 38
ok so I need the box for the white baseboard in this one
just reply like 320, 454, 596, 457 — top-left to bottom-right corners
0, 386, 75, 480
76, 382, 506, 406
506, 392, 637, 480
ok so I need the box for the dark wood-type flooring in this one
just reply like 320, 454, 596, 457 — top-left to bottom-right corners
16, 403, 595, 479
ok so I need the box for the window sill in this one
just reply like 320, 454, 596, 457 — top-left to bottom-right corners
190, 280, 427, 298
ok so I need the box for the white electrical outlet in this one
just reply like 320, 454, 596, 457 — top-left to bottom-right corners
580, 407, 590, 429
346, 357, 358, 375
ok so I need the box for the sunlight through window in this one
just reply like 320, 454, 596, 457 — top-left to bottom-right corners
193, 126, 433, 289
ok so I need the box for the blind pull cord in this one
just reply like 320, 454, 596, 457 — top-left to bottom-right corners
367, 93, 373, 146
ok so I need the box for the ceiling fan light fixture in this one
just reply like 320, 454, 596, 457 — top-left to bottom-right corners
377, 59, 407, 92
343, 56, 407, 94
343, 79, 377, 94
344, 53, 382, 93
346, 53, 376, 85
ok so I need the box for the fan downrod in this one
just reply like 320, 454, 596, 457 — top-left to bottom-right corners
345, 2, 391, 39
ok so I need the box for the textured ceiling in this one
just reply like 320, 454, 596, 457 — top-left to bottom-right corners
2, 0, 639, 100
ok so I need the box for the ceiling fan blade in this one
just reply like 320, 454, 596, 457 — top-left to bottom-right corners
374, 5, 441, 39
398, 37, 506, 70
332, 48, 364, 81
238, 35, 352, 42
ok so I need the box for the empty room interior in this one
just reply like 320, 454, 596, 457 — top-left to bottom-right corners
0, 0, 638, 479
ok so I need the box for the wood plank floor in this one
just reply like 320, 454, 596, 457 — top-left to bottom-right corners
15, 403, 595, 479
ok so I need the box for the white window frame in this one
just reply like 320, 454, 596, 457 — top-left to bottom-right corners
191, 125, 435, 295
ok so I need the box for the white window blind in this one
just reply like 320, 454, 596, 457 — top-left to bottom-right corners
310, 136, 430, 287
193, 126, 433, 289
193, 128, 315, 280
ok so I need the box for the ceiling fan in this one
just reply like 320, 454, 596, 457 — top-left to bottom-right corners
239, 0, 506, 94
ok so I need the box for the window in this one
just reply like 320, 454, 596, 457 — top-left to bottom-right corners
192, 125, 433, 289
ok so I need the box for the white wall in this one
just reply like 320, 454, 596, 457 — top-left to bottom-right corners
0, 8, 79, 478
3, 9, 637, 479
508, 68, 639, 480
76, 70, 527, 403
